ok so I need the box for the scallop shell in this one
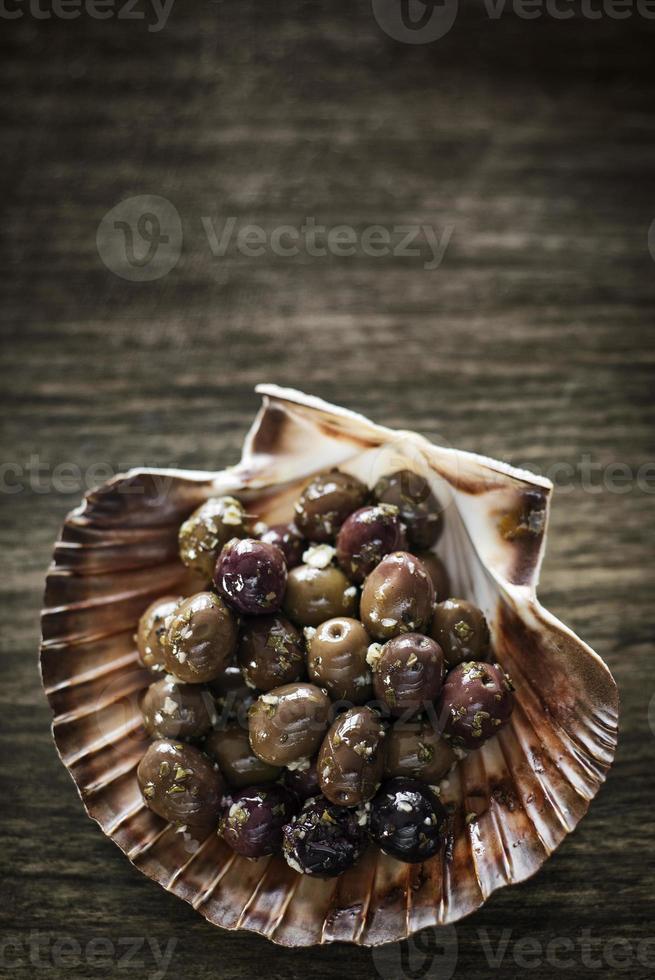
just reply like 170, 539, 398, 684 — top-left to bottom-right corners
40, 385, 618, 947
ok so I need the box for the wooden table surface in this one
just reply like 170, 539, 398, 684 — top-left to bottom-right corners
2, 3, 654, 978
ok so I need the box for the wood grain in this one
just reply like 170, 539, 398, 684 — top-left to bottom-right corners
1, 2, 654, 978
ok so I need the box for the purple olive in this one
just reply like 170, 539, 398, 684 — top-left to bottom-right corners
371, 633, 445, 718
438, 661, 514, 749
373, 470, 444, 550
283, 759, 321, 800
258, 523, 306, 569
282, 796, 368, 877
214, 538, 287, 615
370, 777, 447, 863
219, 785, 298, 858
336, 504, 405, 584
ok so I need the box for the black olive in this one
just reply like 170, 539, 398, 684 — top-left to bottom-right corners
373, 470, 443, 550
437, 661, 514, 749
257, 522, 306, 569
369, 777, 447, 863
336, 504, 405, 584
214, 538, 288, 615
282, 796, 368, 877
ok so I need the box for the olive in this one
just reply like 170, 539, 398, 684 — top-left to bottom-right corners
136, 595, 182, 672
237, 614, 305, 691
257, 522, 306, 569
370, 777, 447, 863
307, 616, 372, 703
140, 676, 216, 739
179, 496, 247, 579
163, 591, 237, 683
219, 785, 298, 858
283, 759, 321, 800
294, 469, 369, 543
414, 551, 451, 602
371, 633, 444, 718
318, 706, 385, 806
384, 718, 456, 783
336, 504, 405, 584
248, 682, 331, 766
438, 661, 514, 749
283, 564, 357, 627
208, 664, 255, 728
204, 722, 282, 788
214, 538, 287, 616
137, 738, 224, 829
373, 470, 443, 550
360, 552, 435, 640
430, 599, 491, 669
282, 796, 368, 877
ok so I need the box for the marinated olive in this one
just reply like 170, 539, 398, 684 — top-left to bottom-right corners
373, 470, 443, 550
283, 759, 321, 800
371, 633, 444, 718
283, 564, 357, 627
384, 718, 456, 782
163, 591, 237, 683
438, 661, 514, 749
208, 664, 254, 727
248, 682, 331, 766
136, 595, 182, 672
414, 551, 451, 602
237, 614, 305, 691
204, 722, 282, 788
294, 469, 368, 543
318, 706, 386, 806
430, 598, 491, 669
336, 504, 405, 584
219, 785, 297, 858
370, 777, 447, 863
140, 676, 216, 739
179, 496, 247, 579
282, 796, 367, 877
258, 522, 306, 569
360, 552, 435, 640
307, 616, 372, 703
137, 738, 224, 828
214, 538, 287, 615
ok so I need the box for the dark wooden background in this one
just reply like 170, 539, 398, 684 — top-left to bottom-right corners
1, 2, 654, 977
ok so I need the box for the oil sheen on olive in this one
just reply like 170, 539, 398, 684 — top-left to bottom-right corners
438, 661, 515, 749
283, 564, 357, 627
136, 595, 181, 672
307, 617, 372, 703
336, 504, 405, 583
163, 591, 237, 683
318, 706, 386, 806
373, 469, 443, 550
370, 777, 447, 863
360, 551, 435, 640
413, 551, 451, 602
140, 676, 216, 739
258, 522, 306, 569
137, 738, 224, 828
237, 614, 305, 691
282, 796, 367, 877
283, 759, 321, 799
220, 785, 298, 858
204, 722, 281, 788
430, 598, 491, 668
248, 682, 331, 766
293, 469, 369, 542
178, 496, 247, 579
371, 633, 444, 718
214, 538, 288, 615
384, 718, 456, 783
